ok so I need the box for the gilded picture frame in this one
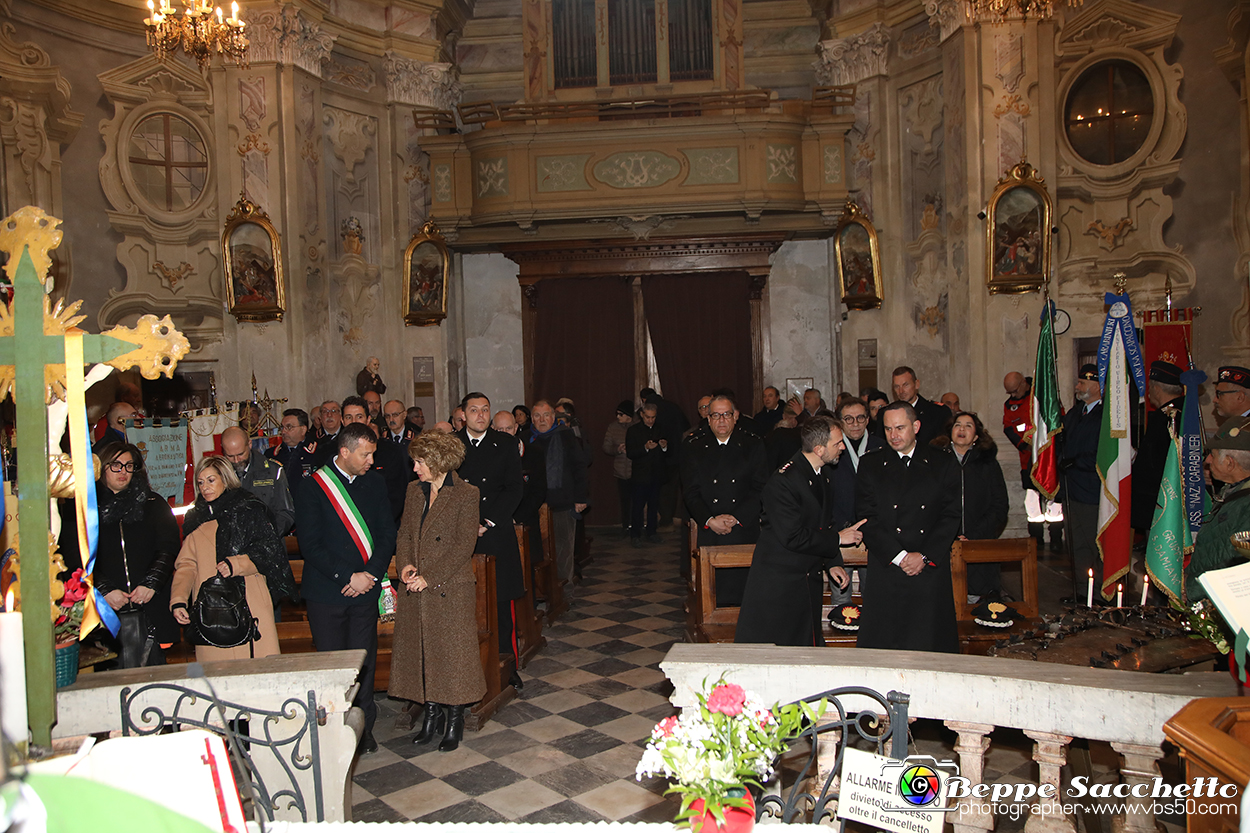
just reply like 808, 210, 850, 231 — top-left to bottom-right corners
222, 193, 285, 322
403, 220, 450, 326
986, 160, 1052, 295
834, 201, 883, 310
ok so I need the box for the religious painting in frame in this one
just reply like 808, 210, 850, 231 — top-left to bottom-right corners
833, 201, 883, 310
222, 193, 286, 322
403, 220, 450, 326
986, 160, 1051, 295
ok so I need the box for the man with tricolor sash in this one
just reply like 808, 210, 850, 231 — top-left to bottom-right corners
295, 421, 397, 755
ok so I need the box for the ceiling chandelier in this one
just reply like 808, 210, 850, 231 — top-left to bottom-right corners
965, 0, 1083, 23
144, 1, 249, 70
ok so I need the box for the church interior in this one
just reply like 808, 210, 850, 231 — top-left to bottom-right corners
2, 0, 1250, 829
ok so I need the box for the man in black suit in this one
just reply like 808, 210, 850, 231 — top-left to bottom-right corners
890, 366, 950, 449
681, 394, 769, 605
735, 414, 862, 646
342, 397, 410, 524
1131, 360, 1185, 532
856, 400, 962, 653
1060, 364, 1104, 597
296, 422, 397, 754
626, 403, 669, 546
457, 392, 525, 684
754, 386, 784, 432
641, 387, 689, 524
829, 398, 885, 605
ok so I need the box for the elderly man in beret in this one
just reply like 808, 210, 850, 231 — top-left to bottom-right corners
1215, 365, 1250, 422
1185, 417, 1250, 603
1132, 360, 1186, 532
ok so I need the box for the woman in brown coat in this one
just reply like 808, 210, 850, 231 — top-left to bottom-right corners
170, 456, 295, 661
389, 431, 486, 752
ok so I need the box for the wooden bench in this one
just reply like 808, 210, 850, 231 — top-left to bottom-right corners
513, 522, 546, 667
685, 544, 754, 643
533, 504, 567, 623
467, 553, 517, 731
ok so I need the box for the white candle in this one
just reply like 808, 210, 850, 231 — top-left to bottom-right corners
230, 1, 238, 22
0, 589, 27, 751
1086, 569, 1094, 607
1116, 583, 1123, 608
1140, 575, 1149, 607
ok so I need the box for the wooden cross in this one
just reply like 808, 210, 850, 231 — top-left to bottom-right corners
0, 206, 189, 747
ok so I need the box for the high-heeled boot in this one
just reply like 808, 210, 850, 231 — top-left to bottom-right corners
438, 704, 467, 752
412, 702, 446, 745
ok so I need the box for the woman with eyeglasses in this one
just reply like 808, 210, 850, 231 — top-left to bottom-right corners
939, 412, 1009, 602
57, 443, 181, 667
170, 456, 296, 659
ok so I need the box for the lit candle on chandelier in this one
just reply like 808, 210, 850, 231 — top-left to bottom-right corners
1140, 575, 1149, 607
1086, 569, 1094, 608
230, 1, 238, 23
0, 589, 27, 751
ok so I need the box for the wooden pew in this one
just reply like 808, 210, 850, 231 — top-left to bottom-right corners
467, 553, 517, 731
534, 503, 567, 622
513, 522, 546, 667
685, 544, 754, 643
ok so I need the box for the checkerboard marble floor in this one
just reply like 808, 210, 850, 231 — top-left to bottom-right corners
348, 525, 1166, 831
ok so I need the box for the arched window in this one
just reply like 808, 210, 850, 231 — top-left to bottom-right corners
1063, 60, 1154, 166
127, 113, 209, 213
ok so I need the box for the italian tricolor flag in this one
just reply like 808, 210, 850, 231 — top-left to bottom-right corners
1097, 332, 1133, 598
1028, 302, 1062, 500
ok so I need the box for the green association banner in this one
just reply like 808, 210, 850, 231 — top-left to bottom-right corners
1145, 432, 1190, 604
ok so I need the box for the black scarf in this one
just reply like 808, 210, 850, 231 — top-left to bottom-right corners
185, 488, 296, 602
96, 470, 153, 525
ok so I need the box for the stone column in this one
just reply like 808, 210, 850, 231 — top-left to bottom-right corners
1109, 742, 1165, 833
1023, 731, 1075, 833
946, 721, 995, 833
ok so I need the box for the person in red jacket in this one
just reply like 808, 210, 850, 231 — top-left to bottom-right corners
1002, 372, 1063, 552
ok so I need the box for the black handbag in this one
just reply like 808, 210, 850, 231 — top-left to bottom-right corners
116, 609, 155, 668
189, 573, 259, 651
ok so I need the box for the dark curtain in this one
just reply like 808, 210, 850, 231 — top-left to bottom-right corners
642, 272, 754, 425
533, 277, 635, 526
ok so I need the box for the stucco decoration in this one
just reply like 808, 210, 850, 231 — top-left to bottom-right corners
383, 53, 463, 110
330, 250, 381, 347
593, 151, 682, 189
995, 33, 1025, 93
587, 214, 690, 241
324, 55, 376, 92
925, 0, 962, 43
537, 155, 593, 192
477, 157, 509, 196
1054, 0, 1191, 304
322, 107, 376, 185
434, 163, 453, 202
848, 88, 877, 219
96, 56, 222, 347
0, 23, 83, 298
244, 3, 335, 77
814, 23, 890, 87
766, 144, 797, 184
685, 148, 740, 185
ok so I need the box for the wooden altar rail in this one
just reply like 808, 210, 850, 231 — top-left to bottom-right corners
1163, 698, 1250, 833
663, 643, 1239, 833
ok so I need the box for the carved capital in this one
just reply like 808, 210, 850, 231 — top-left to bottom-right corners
383, 52, 463, 110
244, 4, 335, 77
925, 0, 963, 43
523, 283, 538, 309
815, 23, 890, 87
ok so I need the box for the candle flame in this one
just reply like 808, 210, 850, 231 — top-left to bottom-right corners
4, 589, 12, 611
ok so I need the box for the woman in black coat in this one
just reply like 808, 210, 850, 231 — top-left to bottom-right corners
939, 412, 1009, 600
70, 442, 181, 666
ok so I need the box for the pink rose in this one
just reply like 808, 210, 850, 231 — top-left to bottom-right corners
706, 683, 746, 716
657, 716, 678, 737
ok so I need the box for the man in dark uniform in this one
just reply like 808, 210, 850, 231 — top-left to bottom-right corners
1215, 366, 1250, 421
296, 422, 397, 754
856, 401, 962, 653
1186, 417, 1250, 603
268, 408, 317, 496
456, 392, 525, 686
342, 397, 410, 524
735, 415, 862, 646
382, 399, 417, 447
310, 400, 343, 468
681, 394, 769, 605
1060, 364, 1104, 599
221, 426, 295, 535
1132, 360, 1185, 532
641, 387, 689, 525
890, 366, 949, 449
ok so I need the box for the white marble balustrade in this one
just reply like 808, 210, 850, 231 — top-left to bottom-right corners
661, 643, 1239, 833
